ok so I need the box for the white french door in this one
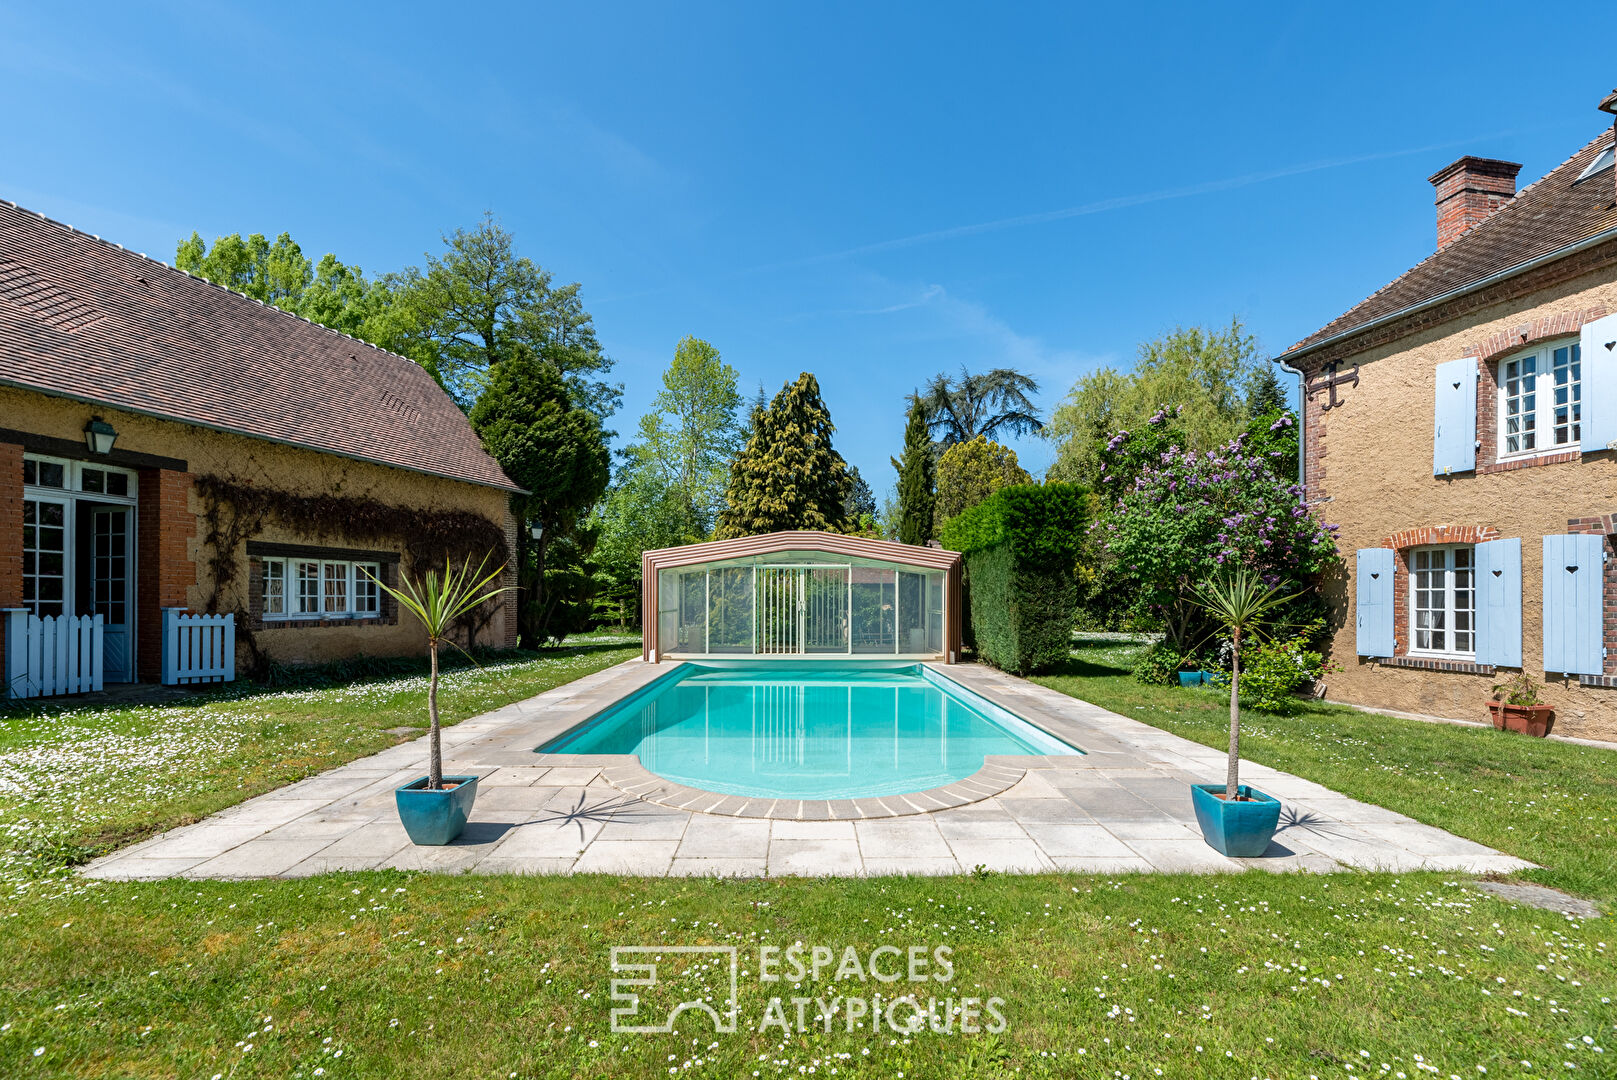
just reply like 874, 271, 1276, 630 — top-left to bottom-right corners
21, 456, 138, 684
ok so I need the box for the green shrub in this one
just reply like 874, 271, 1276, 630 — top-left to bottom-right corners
941, 483, 1087, 675
1131, 642, 1186, 686
1237, 620, 1334, 714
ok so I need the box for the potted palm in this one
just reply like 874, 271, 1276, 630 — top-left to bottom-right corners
1488, 674, 1554, 737
1184, 567, 1297, 857
366, 555, 512, 846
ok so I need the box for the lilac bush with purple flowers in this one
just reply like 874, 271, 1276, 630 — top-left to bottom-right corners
1100, 408, 1339, 652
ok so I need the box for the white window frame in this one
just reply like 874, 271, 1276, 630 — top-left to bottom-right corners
1497, 338, 1581, 460
263, 557, 383, 621
1408, 544, 1476, 660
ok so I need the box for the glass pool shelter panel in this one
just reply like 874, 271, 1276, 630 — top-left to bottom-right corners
642, 531, 962, 663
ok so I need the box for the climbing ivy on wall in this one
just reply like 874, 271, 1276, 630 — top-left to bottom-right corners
194, 475, 511, 671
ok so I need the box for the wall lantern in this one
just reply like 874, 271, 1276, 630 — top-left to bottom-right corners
530, 522, 545, 542
84, 417, 117, 455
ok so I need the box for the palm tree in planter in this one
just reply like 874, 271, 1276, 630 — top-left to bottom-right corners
366, 556, 512, 846
1184, 566, 1298, 857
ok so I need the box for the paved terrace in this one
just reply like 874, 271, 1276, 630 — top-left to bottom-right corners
84, 661, 1532, 880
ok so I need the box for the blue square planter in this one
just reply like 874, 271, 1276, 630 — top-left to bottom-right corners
395, 775, 480, 846
1190, 783, 1281, 857
1177, 671, 1209, 687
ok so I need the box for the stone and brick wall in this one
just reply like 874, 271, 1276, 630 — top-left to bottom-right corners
1297, 259, 1617, 741
0, 441, 22, 672
0, 385, 519, 679
136, 468, 195, 681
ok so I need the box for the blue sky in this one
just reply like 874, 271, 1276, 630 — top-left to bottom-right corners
4, 2, 1613, 491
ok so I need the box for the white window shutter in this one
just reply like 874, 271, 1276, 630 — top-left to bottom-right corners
1579, 313, 1617, 452
1433, 357, 1478, 475
1355, 548, 1396, 657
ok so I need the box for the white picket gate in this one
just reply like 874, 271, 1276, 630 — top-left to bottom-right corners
161, 608, 236, 686
2, 609, 104, 700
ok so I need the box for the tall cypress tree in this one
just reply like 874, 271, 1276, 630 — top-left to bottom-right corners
715, 372, 852, 538
895, 398, 936, 546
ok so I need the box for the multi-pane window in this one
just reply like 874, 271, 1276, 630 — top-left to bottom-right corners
263, 560, 286, 616
1411, 545, 1475, 658
295, 561, 322, 615
21, 499, 67, 617
1550, 343, 1581, 447
354, 568, 380, 615
1500, 341, 1580, 456
264, 558, 383, 620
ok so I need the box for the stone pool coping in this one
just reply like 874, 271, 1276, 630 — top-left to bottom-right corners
81, 657, 1536, 880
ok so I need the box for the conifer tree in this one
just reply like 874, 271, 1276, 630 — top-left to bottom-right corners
715, 373, 852, 538
895, 399, 936, 546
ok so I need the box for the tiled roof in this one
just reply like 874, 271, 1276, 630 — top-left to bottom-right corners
1285, 130, 1617, 358
0, 199, 520, 491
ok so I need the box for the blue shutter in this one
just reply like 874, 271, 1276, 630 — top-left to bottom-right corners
1474, 537, 1521, 668
1433, 356, 1478, 475
1542, 534, 1605, 676
1580, 313, 1617, 453
1355, 548, 1395, 657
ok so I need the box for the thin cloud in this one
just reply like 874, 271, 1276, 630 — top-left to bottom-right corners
745, 129, 1534, 274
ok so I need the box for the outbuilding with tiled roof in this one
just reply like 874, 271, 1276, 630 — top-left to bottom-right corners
0, 200, 520, 697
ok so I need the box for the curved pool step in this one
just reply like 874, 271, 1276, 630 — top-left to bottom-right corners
598, 756, 1037, 820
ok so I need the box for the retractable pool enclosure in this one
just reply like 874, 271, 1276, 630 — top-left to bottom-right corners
640, 532, 963, 663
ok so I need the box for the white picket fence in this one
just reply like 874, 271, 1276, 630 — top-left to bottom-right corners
2, 609, 104, 700
161, 608, 236, 686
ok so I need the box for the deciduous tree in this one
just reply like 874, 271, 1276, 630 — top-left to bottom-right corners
933, 435, 1030, 531
1046, 318, 1262, 487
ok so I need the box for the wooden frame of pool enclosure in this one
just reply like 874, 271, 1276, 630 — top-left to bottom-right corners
640, 532, 964, 663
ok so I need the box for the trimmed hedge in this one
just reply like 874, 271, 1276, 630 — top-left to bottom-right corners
940, 484, 1087, 675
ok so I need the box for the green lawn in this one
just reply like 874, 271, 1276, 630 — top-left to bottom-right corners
0, 634, 640, 882
1034, 637, 1617, 905
0, 634, 1612, 1078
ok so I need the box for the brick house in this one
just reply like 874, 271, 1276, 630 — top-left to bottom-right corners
1275, 91, 1617, 741
0, 199, 521, 692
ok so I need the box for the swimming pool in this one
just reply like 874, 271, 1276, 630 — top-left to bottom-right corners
539, 663, 1080, 799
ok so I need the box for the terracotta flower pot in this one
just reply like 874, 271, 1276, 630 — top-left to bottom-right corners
1488, 700, 1554, 737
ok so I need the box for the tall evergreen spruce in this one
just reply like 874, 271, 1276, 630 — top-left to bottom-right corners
715, 373, 852, 538
895, 399, 936, 546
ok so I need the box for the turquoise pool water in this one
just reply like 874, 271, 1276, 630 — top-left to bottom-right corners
540, 663, 1080, 799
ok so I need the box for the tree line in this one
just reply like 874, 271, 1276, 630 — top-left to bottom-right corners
179, 222, 1294, 643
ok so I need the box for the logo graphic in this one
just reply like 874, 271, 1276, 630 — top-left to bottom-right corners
609, 945, 739, 1034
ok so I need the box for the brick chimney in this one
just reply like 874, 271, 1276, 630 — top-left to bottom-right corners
1428, 156, 1522, 250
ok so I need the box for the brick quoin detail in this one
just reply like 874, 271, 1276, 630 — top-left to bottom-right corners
0, 442, 22, 610
1567, 513, 1617, 675
1382, 525, 1502, 658
0, 442, 22, 669
137, 469, 195, 681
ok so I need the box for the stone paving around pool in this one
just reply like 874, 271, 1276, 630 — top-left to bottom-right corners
82, 660, 1534, 880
